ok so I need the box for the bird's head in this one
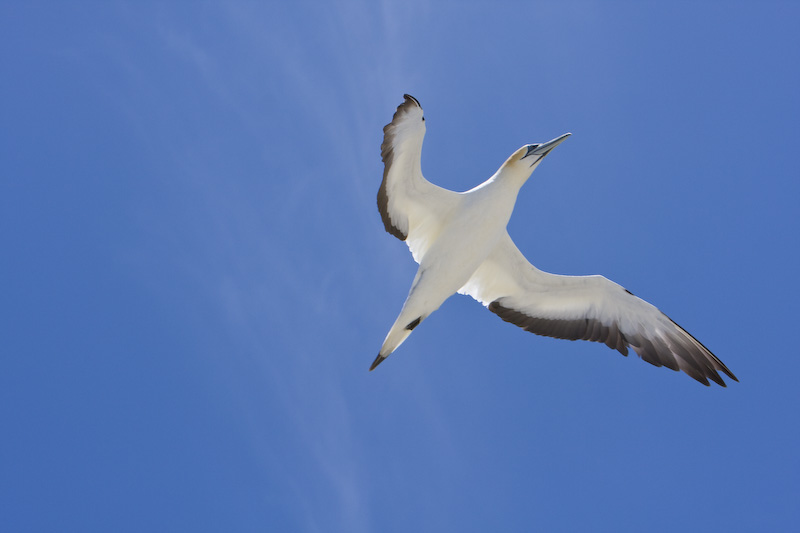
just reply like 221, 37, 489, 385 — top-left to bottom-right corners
502, 133, 571, 182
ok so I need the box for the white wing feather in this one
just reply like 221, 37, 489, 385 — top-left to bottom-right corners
459, 232, 737, 386
378, 95, 460, 262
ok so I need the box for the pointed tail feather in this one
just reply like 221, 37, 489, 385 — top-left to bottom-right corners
371, 315, 424, 370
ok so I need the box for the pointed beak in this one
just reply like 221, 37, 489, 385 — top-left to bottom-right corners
523, 133, 571, 162
534, 133, 571, 156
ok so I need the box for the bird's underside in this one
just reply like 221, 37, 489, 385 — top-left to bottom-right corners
373, 94, 737, 387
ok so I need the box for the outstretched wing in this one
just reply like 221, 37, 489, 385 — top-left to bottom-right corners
458, 232, 738, 386
378, 94, 460, 262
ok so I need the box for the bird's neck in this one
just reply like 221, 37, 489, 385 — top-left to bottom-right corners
492, 164, 533, 193
463, 170, 525, 229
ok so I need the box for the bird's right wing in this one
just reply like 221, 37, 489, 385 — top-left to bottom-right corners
378, 95, 461, 262
459, 232, 737, 386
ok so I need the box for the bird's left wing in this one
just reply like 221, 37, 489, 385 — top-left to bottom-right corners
378, 95, 460, 262
458, 232, 737, 386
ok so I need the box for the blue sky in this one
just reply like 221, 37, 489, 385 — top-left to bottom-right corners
2, 1, 799, 531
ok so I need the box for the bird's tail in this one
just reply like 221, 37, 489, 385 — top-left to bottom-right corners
370, 313, 424, 370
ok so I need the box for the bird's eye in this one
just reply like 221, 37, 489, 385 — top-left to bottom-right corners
422, 117, 425, 121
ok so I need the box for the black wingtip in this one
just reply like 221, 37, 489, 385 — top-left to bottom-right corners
369, 354, 385, 371
403, 94, 421, 107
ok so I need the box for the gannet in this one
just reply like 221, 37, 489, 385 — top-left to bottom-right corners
372, 94, 737, 386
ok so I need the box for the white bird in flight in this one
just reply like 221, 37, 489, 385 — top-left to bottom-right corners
372, 94, 737, 386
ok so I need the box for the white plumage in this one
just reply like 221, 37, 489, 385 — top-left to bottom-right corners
373, 94, 736, 387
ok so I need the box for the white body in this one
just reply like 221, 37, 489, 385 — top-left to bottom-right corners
380, 166, 519, 356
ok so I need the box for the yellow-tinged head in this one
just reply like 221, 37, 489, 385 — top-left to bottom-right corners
501, 133, 572, 177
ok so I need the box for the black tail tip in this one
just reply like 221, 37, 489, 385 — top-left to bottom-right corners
369, 354, 385, 371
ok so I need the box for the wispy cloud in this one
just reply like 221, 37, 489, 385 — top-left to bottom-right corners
110, 3, 466, 529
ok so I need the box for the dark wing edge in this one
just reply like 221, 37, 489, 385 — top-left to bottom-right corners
488, 299, 738, 387
377, 94, 422, 241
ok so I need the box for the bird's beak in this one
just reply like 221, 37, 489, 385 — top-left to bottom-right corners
523, 133, 571, 162
534, 133, 571, 156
